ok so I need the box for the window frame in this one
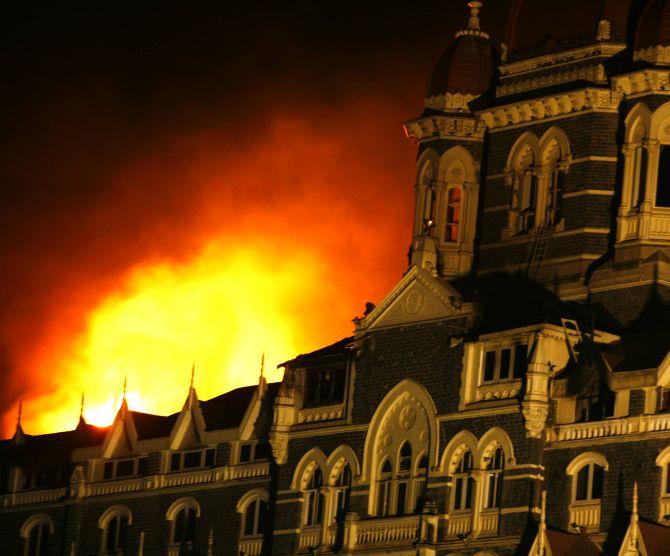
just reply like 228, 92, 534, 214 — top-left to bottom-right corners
168, 447, 216, 473
480, 344, 528, 384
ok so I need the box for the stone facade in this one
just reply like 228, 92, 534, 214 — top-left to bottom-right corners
7, 1, 670, 555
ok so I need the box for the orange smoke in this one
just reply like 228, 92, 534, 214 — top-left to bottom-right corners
5, 97, 415, 436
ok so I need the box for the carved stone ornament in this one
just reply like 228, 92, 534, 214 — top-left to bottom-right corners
404, 116, 486, 143
403, 291, 426, 316
399, 404, 417, 430
634, 45, 670, 66
522, 405, 549, 438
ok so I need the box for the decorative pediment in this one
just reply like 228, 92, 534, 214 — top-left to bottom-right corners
101, 401, 138, 458
169, 388, 207, 450
357, 265, 470, 332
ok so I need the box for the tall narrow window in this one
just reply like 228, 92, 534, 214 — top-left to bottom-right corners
377, 459, 393, 517
518, 171, 538, 232
333, 464, 351, 522
25, 522, 50, 556
444, 188, 461, 242
452, 451, 474, 511
575, 463, 604, 501
413, 454, 428, 513
243, 498, 268, 537
633, 145, 648, 207
657, 146, 670, 207
304, 469, 324, 526
658, 388, 670, 413
547, 168, 565, 226
484, 448, 504, 509
395, 442, 412, 515
423, 185, 436, 234
172, 506, 197, 545
104, 513, 128, 552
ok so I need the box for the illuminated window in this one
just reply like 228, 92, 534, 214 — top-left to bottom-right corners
304, 469, 324, 526
444, 188, 461, 242
452, 451, 474, 511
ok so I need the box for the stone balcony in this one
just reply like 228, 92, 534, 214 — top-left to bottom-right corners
342, 514, 420, 551
569, 501, 601, 531
1, 487, 67, 508
238, 536, 263, 555
547, 412, 670, 443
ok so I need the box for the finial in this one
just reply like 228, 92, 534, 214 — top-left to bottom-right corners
260, 352, 265, 378
122, 373, 128, 400
17, 399, 22, 428
629, 481, 639, 550
80, 392, 85, 419
468, 1, 482, 30
190, 362, 195, 390
258, 352, 268, 400
12, 399, 26, 445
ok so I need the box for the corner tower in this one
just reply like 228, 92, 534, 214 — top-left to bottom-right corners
404, 1, 496, 279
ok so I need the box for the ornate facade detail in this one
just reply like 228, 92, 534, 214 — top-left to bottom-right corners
424, 92, 477, 112
634, 45, 670, 66
497, 64, 606, 97
404, 115, 485, 143
478, 89, 621, 130
614, 70, 670, 96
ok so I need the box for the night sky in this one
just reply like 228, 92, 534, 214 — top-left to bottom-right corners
0, 1, 511, 434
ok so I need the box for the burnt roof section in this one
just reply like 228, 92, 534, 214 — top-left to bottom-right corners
131, 410, 178, 441
200, 382, 279, 431
600, 330, 670, 372
279, 337, 353, 368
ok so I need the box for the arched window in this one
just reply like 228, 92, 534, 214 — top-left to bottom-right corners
395, 442, 412, 515
166, 498, 200, 548
633, 142, 648, 208
511, 145, 538, 233
99, 506, 132, 554
542, 143, 565, 227
413, 454, 428, 512
304, 468, 324, 526
377, 459, 393, 517
20, 515, 53, 556
243, 498, 268, 537
333, 464, 351, 522
444, 187, 461, 242
575, 462, 604, 502
484, 447, 504, 509
452, 450, 474, 511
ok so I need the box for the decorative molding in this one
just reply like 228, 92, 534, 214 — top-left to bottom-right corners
614, 69, 670, 97
500, 43, 625, 78
298, 404, 344, 424
634, 46, 670, 66
424, 92, 477, 112
547, 412, 670, 443
478, 89, 621, 131
498, 64, 606, 97
404, 115, 485, 143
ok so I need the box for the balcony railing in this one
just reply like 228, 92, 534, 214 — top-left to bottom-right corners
298, 525, 322, 551
547, 413, 670, 443
478, 509, 499, 536
238, 536, 263, 555
659, 497, 670, 522
569, 501, 601, 531
345, 515, 419, 549
447, 512, 472, 537
1, 487, 67, 508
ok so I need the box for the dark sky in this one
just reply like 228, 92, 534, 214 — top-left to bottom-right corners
0, 1, 512, 433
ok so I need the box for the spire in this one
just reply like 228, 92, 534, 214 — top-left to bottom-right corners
77, 391, 87, 429
628, 481, 640, 552
119, 374, 129, 417
456, 1, 490, 39
207, 526, 214, 556
122, 373, 128, 400
258, 352, 267, 400
12, 399, 25, 445
190, 362, 195, 390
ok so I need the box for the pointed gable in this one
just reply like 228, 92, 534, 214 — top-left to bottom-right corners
168, 388, 207, 450
101, 401, 138, 458
357, 265, 474, 332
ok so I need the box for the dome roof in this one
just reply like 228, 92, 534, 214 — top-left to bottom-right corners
635, 0, 670, 50
426, 2, 497, 99
506, 0, 635, 57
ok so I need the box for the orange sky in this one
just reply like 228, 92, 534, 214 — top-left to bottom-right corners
4, 97, 415, 436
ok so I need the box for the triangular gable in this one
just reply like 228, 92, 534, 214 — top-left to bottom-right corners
238, 388, 263, 441
357, 265, 471, 332
101, 401, 138, 458
168, 388, 207, 450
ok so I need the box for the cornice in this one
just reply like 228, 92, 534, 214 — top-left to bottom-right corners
497, 63, 607, 97
500, 43, 625, 78
478, 88, 621, 131
634, 45, 670, 66
404, 115, 486, 143
613, 68, 670, 96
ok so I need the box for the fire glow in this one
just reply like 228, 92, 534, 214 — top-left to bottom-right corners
5, 101, 414, 436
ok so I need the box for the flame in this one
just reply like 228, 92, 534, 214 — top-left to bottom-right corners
4, 100, 413, 437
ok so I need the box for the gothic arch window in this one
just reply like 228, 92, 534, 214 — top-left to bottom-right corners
438, 147, 477, 247
166, 497, 200, 548
415, 152, 439, 236
656, 446, 670, 520
99, 505, 132, 554
506, 133, 540, 236
539, 127, 571, 229
483, 447, 504, 509
304, 467, 324, 526
20, 514, 53, 556
445, 187, 462, 242
363, 380, 438, 517
625, 105, 651, 210
413, 453, 428, 512
332, 463, 351, 522
237, 490, 269, 538
451, 449, 474, 511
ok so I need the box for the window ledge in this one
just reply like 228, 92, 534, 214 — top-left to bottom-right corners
298, 403, 345, 424
476, 381, 522, 402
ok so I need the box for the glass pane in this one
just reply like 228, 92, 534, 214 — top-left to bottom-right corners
576, 466, 589, 501
483, 351, 496, 382
183, 451, 201, 469
514, 344, 528, 378
255, 443, 270, 460
170, 453, 181, 472
592, 465, 604, 499
174, 509, 185, 543
118, 516, 128, 549
258, 500, 268, 534
381, 459, 392, 474
204, 448, 216, 467
186, 508, 196, 542
396, 482, 407, 515
332, 368, 346, 401
240, 444, 252, 463
399, 442, 412, 471
454, 477, 463, 510
638, 147, 648, 206
106, 516, 118, 550
138, 457, 148, 476
465, 477, 473, 509
115, 459, 135, 477
103, 461, 114, 480
500, 349, 512, 379
244, 501, 256, 536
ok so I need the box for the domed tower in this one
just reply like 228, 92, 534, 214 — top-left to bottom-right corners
404, 1, 497, 279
